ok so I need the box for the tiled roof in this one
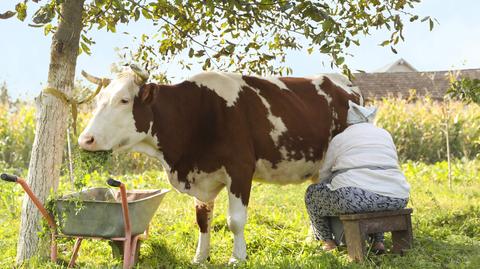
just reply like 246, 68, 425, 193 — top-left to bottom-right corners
352, 69, 480, 100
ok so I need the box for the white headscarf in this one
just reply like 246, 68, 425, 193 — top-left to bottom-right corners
347, 100, 378, 124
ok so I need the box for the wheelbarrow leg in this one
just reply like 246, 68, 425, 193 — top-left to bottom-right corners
129, 235, 142, 266
110, 239, 142, 267
123, 237, 132, 269
68, 238, 83, 268
51, 233, 58, 263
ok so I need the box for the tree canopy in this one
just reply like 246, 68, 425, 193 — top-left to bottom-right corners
2, 0, 432, 79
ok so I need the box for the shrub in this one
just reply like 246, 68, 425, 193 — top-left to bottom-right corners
374, 97, 480, 163
0, 97, 479, 174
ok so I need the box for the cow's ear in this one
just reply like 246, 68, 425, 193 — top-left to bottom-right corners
139, 84, 154, 104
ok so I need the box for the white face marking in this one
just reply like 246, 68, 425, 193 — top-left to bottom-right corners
78, 70, 147, 152
189, 72, 247, 107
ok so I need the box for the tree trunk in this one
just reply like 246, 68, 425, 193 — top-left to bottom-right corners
16, 0, 85, 263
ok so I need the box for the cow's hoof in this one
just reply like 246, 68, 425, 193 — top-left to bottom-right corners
192, 255, 210, 264
228, 256, 247, 265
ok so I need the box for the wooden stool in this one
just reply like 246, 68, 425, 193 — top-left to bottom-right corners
339, 208, 413, 262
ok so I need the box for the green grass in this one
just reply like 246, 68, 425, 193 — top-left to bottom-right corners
1, 160, 479, 268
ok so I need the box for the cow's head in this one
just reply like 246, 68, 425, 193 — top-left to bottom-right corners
78, 64, 150, 152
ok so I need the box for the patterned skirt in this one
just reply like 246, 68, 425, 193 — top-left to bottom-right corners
304, 182, 408, 242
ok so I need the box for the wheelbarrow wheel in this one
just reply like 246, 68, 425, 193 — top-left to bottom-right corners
109, 240, 142, 266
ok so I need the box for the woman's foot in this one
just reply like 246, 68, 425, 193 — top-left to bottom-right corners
372, 241, 385, 255
322, 239, 337, 251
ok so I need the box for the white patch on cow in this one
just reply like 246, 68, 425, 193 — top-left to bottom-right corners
176, 167, 227, 202
193, 232, 210, 264
311, 75, 333, 104
329, 122, 336, 140
227, 192, 248, 263
264, 76, 289, 90
254, 155, 320, 185
332, 110, 338, 120
189, 72, 247, 107
326, 73, 362, 98
193, 199, 215, 264
249, 88, 287, 145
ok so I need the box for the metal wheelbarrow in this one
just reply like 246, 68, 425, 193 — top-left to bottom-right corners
1, 173, 169, 269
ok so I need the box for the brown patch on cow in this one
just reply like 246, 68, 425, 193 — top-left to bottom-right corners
139, 83, 155, 103
132, 74, 361, 207
316, 76, 362, 136
243, 76, 333, 163
195, 204, 210, 233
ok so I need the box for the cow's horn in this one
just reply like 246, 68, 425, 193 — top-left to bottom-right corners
81, 70, 111, 86
130, 64, 149, 86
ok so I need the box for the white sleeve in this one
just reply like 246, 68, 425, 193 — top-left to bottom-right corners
318, 139, 338, 181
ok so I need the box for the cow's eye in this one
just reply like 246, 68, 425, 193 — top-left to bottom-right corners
120, 99, 129, 104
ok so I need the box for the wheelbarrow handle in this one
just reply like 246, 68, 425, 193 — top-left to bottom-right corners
1, 173, 18, 182
1, 173, 57, 232
107, 178, 122, 187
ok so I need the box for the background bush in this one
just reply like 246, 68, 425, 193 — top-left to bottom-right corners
0, 97, 479, 176
375, 97, 480, 163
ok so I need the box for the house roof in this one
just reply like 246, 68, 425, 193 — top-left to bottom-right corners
352, 68, 480, 100
374, 58, 418, 73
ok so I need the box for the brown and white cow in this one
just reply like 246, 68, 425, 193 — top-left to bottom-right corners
78, 64, 362, 263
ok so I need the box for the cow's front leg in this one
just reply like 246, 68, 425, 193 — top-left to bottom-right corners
193, 198, 215, 263
227, 191, 249, 264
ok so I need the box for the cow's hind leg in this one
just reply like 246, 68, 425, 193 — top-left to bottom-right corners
227, 191, 249, 264
193, 198, 215, 263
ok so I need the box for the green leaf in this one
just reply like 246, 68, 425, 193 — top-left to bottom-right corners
195, 50, 205, 57
380, 40, 390, 46
188, 48, 194, 58
141, 8, 152, 20
81, 42, 91, 55
44, 24, 52, 36
107, 22, 116, 33
421, 16, 430, 22
203, 58, 211, 70
429, 18, 434, 31
15, 3, 27, 21
336, 57, 345, 66
0, 11, 16, 20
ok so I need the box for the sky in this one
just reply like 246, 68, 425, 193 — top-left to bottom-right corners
1, 0, 480, 100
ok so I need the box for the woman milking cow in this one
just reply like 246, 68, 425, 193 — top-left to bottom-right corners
305, 101, 410, 253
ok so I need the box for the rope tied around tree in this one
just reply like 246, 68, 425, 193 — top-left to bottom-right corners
42, 78, 109, 134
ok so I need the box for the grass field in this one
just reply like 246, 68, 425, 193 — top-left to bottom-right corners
1, 159, 479, 268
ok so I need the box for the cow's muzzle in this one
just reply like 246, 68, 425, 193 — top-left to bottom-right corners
78, 133, 97, 150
